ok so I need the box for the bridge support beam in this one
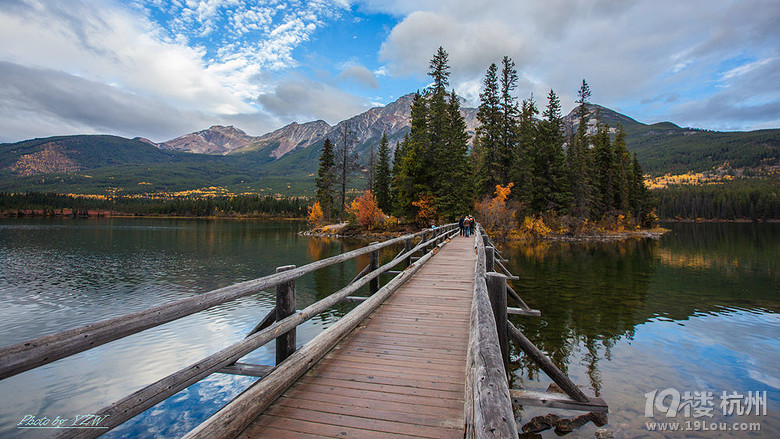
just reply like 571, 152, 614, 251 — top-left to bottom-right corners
275, 265, 297, 365
485, 246, 495, 273
369, 242, 379, 295
486, 272, 509, 374
404, 238, 412, 267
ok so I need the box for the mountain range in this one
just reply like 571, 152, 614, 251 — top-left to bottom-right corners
1, 94, 778, 196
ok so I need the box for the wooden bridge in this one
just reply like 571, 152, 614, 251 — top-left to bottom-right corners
0, 223, 606, 438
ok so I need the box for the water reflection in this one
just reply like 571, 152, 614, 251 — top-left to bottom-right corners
500, 223, 779, 437
0, 218, 376, 438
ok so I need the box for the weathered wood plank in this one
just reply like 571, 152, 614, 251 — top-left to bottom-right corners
283, 382, 465, 410
510, 389, 608, 412
219, 363, 274, 378
507, 321, 590, 403
275, 265, 296, 365
280, 387, 463, 417
507, 307, 541, 317
263, 403, 460, 438
248, 415, 434, 439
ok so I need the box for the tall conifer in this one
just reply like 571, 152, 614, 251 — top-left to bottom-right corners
374, 132, 392, 213
315, 138, 336, 221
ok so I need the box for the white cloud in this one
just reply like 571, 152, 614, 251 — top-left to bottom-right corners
256, 75, 372, 124
369, 0, 780, 128
0, 0, 363, 141
337, 63, 379, 88
0, 0, 251, 114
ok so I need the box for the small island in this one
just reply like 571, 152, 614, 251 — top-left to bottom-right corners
304, 49, 664, 243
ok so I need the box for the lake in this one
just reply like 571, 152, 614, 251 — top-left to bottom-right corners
502, 222, 779, 437
0, 219, 777, 438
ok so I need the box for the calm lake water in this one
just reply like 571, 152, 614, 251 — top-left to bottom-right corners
0, 219, 777, 438
502, 222, 779, 438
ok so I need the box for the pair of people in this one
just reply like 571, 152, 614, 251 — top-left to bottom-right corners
459, 215, 475, 237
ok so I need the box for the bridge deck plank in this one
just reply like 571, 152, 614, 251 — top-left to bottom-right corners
241, 236, 475, 438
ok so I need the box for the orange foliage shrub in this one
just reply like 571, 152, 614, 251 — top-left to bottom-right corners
412, 194, 437, 226
308, 201, 324, 226
474, 183, 516, 237
348, 190, 386, 229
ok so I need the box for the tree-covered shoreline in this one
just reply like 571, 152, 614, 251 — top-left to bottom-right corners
0, 192, 308, 218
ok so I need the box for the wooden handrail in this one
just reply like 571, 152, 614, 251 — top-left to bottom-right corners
54, 225, 459, 439
0, 223, 455, 381
464, 224, 518, 438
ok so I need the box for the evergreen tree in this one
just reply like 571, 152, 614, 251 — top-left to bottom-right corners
439, 90, 471, 219
592, 122, 615, 217
532, 90, 570, 212
630, 152, 653, 225
474, 63, 502, 198
427, 47, 452, 209
374, 132, 392, 213
512, 95, 538, 211
568, 79, 594, 219
315, 138, 336, 221
612, 124, 631, 213
390, 48, 471, 222
499, 56, 520, 187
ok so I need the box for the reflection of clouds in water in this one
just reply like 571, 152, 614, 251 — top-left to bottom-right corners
105, 374, 258, 438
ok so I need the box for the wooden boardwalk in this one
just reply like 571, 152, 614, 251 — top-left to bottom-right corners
239, 235, 476, 438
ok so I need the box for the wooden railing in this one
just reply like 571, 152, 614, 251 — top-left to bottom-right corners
0, 223, 459, 438
464, 223, 518, 438
466, 225, 608, 438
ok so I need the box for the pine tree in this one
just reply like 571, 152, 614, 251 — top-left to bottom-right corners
374, 132, 392, 213
592, 122, 615, 217
499, 56, 520, 188
315, 138, 336, 221
512, 95, 538, 211
533, 90, 570, 212
439, 90, 471, 220
568, 79, 594, 219
474, 63, 502, 198
427, 47, 451, 208
630, 152, 653, 226
612, 124, 631, 213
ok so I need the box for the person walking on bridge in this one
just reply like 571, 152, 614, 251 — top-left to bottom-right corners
463, 216, 471, 237
458, 215, 465, 236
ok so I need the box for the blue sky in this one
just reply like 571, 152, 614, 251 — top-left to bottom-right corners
0, 0, 778, 143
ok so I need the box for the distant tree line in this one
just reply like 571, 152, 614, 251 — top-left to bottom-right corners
0, 192, 309, 217
654, 180, 780, 221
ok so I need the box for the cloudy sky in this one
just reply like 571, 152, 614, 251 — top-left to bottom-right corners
0, 0, 778, 143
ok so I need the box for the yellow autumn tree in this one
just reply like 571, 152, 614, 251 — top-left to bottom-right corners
308, 201, 324, 226
412, 194, 437, 226
474, 183, 516, 237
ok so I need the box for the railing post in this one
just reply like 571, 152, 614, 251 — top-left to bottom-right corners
486, 272, 509, 374
404, 238, 412, 267
275, 265, 297, 364
369, 242, 379, 294
485, 246, 495, 272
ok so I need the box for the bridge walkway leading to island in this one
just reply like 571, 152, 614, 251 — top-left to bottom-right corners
240, 235, 476, 438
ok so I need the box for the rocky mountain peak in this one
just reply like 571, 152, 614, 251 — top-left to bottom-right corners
160, 125, 255, 155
